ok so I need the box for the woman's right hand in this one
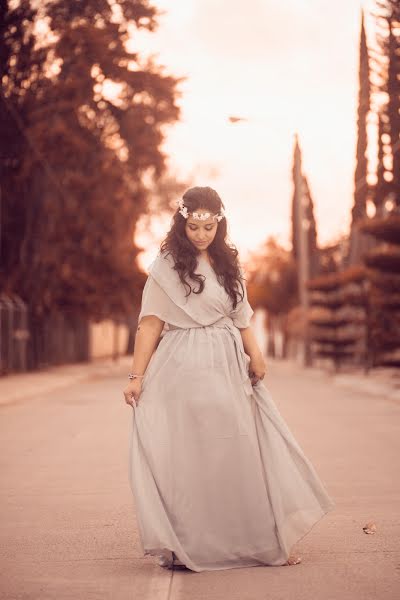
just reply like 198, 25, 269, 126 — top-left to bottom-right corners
123, 378, 143, 407
248, 352, 266, 386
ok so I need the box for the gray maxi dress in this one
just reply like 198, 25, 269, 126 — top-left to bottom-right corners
129, 250, 335, 572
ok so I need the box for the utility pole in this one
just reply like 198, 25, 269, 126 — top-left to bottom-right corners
293, 134, 312, 366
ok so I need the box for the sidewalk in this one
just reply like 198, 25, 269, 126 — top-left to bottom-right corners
0, 355, 132, 406
277, 358, 400, 403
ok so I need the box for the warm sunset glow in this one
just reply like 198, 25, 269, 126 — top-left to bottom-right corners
131, 0, 376, 267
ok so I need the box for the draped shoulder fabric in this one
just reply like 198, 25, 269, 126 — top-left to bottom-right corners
129, 250, 335, 572
138, 250, 254, 329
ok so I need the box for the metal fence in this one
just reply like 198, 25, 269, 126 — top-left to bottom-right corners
0, 294, 29, 374
27, 309, 90, 371
0, 294, 90, 375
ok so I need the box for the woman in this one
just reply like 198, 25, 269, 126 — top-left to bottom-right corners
124, 186, 335, 573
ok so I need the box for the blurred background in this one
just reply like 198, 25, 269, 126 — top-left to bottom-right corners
1, 0, 399, 376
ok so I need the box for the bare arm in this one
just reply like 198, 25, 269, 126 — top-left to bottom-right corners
123, 315, 165, 407
239, 326, 262, 360
238, 326, 266, 383
130, 315, 165, 375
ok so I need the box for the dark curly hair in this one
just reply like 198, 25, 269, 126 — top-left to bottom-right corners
159, 186, 245, 309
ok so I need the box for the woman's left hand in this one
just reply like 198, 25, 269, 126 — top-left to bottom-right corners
248, 353, 266, 386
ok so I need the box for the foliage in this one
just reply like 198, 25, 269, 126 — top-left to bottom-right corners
247, 238, 298, 315
370, 0, 400, 209
307, 266, 368, 368
307, 266, 366, 292
364, 244, 400, 271
359, 214, 400, 244
351, 11, 371, 226
1, 0, 182, 319
290, 139, 319, 278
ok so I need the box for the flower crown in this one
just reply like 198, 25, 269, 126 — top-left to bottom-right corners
177, 198, 225, 222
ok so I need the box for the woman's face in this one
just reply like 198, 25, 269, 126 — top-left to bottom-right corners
185, 208, 218, 251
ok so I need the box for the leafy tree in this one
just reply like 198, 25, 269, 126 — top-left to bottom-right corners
1, 0, 182, 320
353, 0, 400, 367
0, 0, 48, 292
248, 238, 298, 357
307, 268, 368, 371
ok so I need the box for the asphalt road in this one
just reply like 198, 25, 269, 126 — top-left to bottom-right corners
0, 358, 399, 600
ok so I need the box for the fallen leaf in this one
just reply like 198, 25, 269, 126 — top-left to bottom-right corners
363, 522, 377, 534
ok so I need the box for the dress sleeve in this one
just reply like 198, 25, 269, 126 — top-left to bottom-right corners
230, 273, 254, 329
138, 274, 173, 324
137, 271, 202, 328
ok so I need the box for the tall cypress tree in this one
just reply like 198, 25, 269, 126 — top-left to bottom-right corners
290, 136, 300, 261
347, 10, 372, 266
373, 112, 391, 214
301, 175, 319, 277
351, 10, 371, 225
371, 0, 400, 210
359, 0, 400, 368
291, 136, 319, 277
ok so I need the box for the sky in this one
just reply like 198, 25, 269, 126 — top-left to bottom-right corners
131, 0, 375, 267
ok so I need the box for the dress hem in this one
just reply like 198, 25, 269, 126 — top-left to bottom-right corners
142, 501, 336, 573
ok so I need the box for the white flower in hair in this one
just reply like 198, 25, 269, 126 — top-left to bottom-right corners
176, 198, 226, 222
177, 198, 189, 218
192, 211, 212, 220
215, 206, 225, 222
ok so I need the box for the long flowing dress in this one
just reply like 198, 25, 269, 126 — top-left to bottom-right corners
129, 250, 335, 572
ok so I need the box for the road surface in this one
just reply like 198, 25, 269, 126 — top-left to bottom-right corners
0, 357, 399, 599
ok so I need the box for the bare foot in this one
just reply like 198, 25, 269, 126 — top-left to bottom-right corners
284, 555, 302, 565
157, 551, 174, 568
172, 552, 187, 568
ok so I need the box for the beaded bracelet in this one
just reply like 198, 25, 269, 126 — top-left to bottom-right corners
128, 373, 145, 380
